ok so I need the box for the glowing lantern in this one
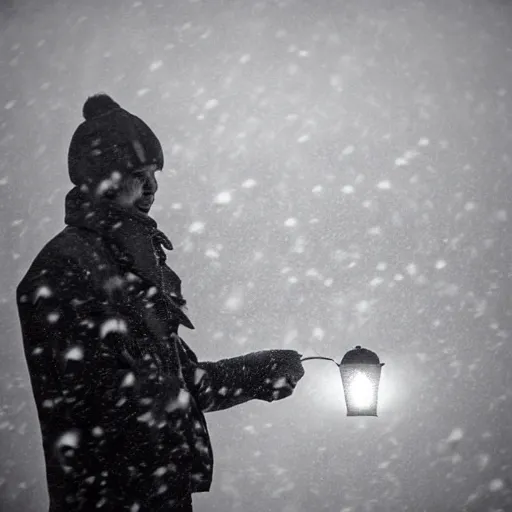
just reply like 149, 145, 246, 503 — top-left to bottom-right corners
338, 346, 384, 417
301, 346, 385, 417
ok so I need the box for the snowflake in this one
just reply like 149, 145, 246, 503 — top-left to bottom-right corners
355, 300, 370, 313
100, 318, 128, 339
489, 479, 504, 492
189, 221, 205, 234
377, 180, 391, 190
194, 368, 207, 385
312, 327, 325, 340
91, 426, 104, 437
205, 248, 220, 259
214, 191, 232, 205
446, 427, 464, 443
121, 372, 135, 387
242, 178, 257, 189
34, 285, 52, 301
56, 430, 80, 448
47, 312, 60, 323
153, 467, 167, 477
224, 292, 244, 311
65, 346, 84, 361
435, 260, 447, 269
149, 60, 163, 72
406, 263, 418, 276
370, 277, 384, 287
204, 99, 219, 110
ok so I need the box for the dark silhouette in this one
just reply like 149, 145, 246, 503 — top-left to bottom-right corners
15, 94, 305, 512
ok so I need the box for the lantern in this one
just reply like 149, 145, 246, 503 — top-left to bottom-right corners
301, 346, 385, 417
338, 346, 384, 417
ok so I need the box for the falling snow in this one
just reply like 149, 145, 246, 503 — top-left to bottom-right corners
3, 1, 512, 511
213, 191, 232, 205
56, 430, 79, 449
241, 178, 257, 189
204, 99, 219, 110
188, 221, 205, 234
121, 372, 135, 387
224, 289, 244, 312
64, 346, 83, 361
377, 180, 392, 190
435, 260, 447, 270
33, 286, 52, 301
99, 318, 128, 339
149, 60, 163, 71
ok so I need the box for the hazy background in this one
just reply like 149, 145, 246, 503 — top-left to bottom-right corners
1, 0, 512, 510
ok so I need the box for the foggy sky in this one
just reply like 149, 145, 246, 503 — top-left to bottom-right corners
1, 0, 512, 510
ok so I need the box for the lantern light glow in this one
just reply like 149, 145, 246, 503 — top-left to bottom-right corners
301, 346, 384, 417
349, 372, 374, 409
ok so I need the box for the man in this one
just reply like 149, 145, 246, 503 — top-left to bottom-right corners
16, 94, 305, 512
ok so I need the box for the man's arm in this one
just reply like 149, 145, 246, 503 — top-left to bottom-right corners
178, 338, 302, 412
176, 338, 259, 412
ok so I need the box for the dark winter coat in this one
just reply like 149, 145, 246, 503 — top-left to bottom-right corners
16, 187, 267, 511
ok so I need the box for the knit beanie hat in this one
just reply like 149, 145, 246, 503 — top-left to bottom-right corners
68, 93, 164, 191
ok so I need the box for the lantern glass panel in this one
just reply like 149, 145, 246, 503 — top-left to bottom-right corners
339, 363, 382, 416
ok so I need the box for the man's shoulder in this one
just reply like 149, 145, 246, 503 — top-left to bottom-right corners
17, 226, 104, 294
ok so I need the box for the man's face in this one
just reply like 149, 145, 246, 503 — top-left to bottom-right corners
115, 164, 161, 215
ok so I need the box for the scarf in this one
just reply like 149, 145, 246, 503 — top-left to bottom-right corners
64, 185, 174, 290
64, 186, 194, 329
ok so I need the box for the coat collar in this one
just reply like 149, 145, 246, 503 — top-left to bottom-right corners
64, 186, 174, 287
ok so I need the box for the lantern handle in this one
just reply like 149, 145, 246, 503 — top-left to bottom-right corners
300, 356, 341, 367
301, 356, 385, 367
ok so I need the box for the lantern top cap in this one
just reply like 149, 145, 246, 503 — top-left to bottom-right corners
340, 345, 383, 365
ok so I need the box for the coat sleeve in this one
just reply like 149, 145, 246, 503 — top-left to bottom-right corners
16, 254, 189, 481
177, 338, 267, 413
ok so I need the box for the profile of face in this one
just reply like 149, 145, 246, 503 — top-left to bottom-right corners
114, 164, 161, 215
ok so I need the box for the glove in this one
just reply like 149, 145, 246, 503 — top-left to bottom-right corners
244, 350, 305, 402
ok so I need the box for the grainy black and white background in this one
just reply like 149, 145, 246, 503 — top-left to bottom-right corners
1, 0, 512, 511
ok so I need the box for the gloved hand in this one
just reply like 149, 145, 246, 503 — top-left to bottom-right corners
244, 350, 305, 402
